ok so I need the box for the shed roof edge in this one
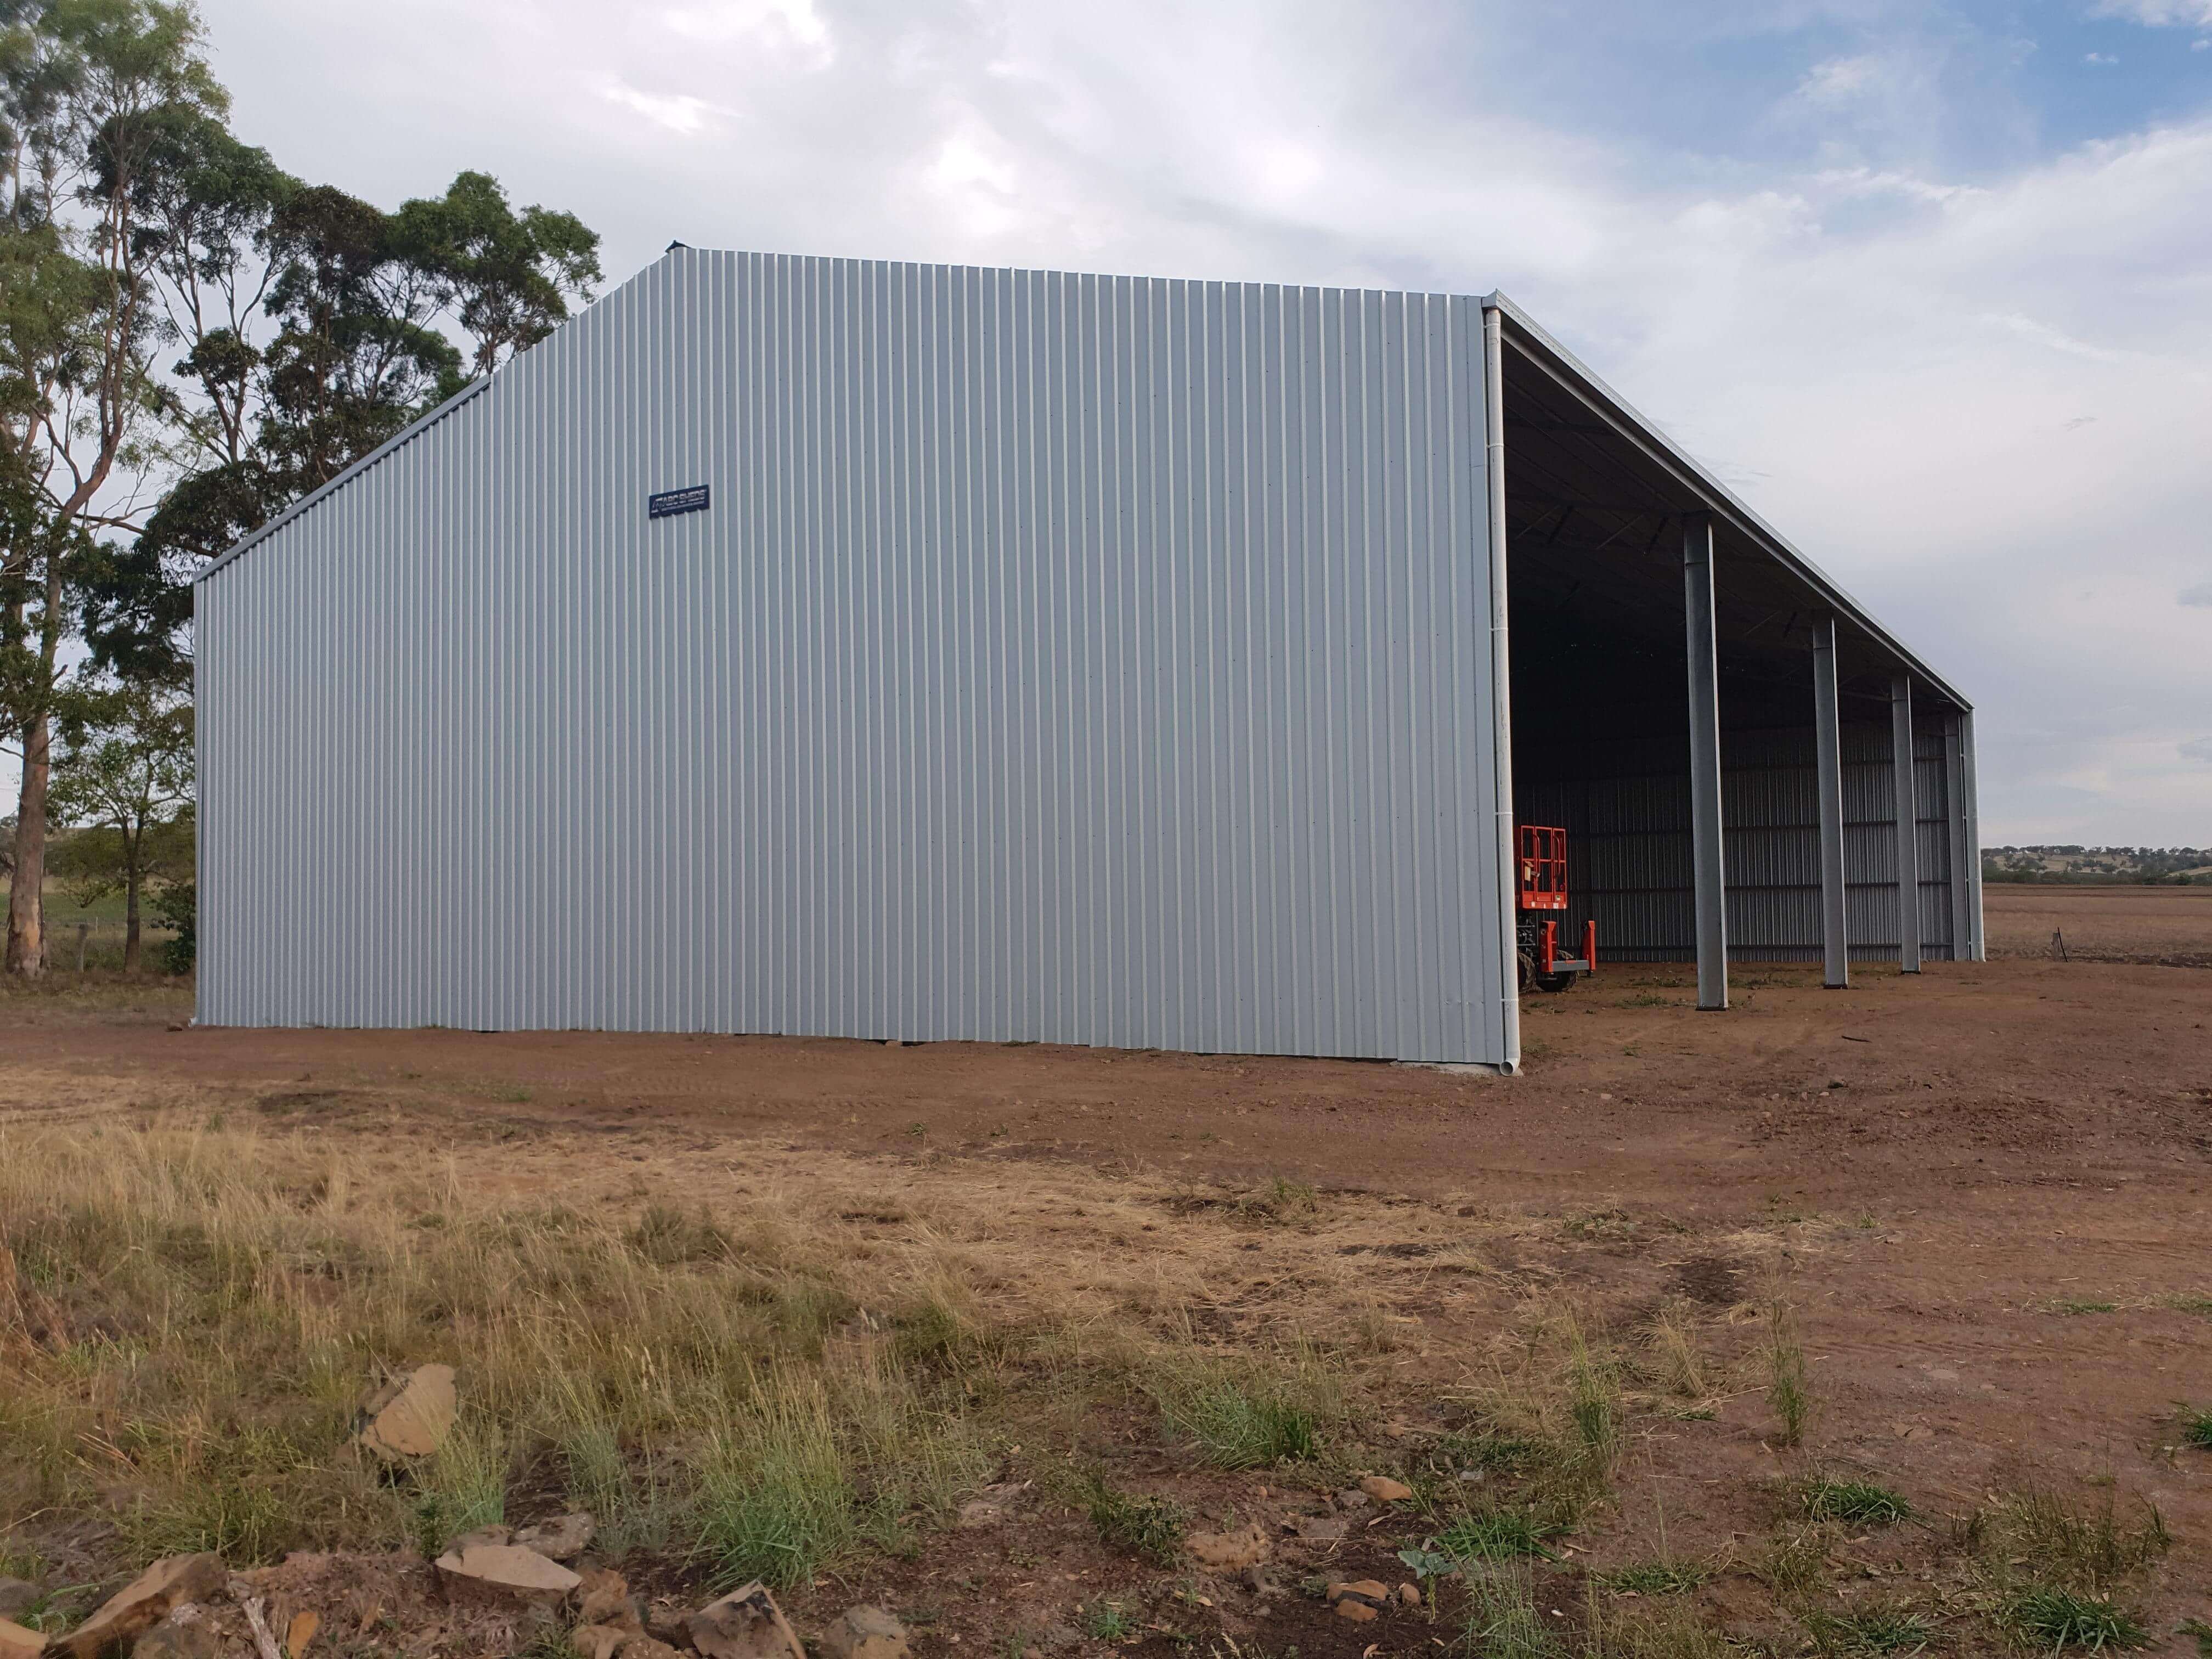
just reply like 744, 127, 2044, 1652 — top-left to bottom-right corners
1481, 289, 1972, 712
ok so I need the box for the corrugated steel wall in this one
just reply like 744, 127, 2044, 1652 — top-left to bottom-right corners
196, 250, 1512, 1062
1517, 721, 1959, 963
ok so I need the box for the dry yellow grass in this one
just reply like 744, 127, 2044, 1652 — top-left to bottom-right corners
0, 1099, 1606, 1593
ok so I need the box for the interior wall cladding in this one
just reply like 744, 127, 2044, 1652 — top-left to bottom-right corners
1515, 723, 1959, 963
195, 249, 1513, 1063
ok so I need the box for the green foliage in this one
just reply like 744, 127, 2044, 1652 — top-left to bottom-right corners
1598, 1562, 1711, 1595
409, 1417, 510, 1555
1764, 1298, 1813, 1448
695, 1384, 854, 1589
1978, 1489, 2169, 1594
1397, 1543, 1459, 1581
1076, 1601, 1135, 1642
1567, 1328, 1620, 1471
1169, 1383, 1318, 1469
1439, 1428, 1553, 1475
1456, 1562, 1557, 1659
1435, 1507, 1561, 1562
2002, 1589, 2147, 1652
1803, 1479, 1911, 1526
2180, 1408, 2212, 1449
1078, 1472, 1186, 1566
1807, 1604, 1934, 1655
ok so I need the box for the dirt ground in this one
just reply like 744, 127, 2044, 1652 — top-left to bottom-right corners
4, 885, 2210, 1651
1983, 882, 2212, 969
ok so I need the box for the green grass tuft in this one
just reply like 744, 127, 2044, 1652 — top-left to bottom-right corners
1764, 1297, 1813, 1448
1439, 1429, 1553, 1475
1169, 1385, 1318, 1469
1808, 1604, 1934, 1654
1803, 1479, 1911, 1527
1436, 1508, 1561, 1562
1076, 1600, 1136, 1641
2004, 1588, 2147, 1652
1079, 1473, 1186, 1567
694, 1381, 855, 1589
2181, 1408, 2212, 1450
1597, 1561, 1711, 1595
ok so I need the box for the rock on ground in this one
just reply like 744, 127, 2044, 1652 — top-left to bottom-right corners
432, 1545, 580, 1610
1325, 1581, 1389, 1622
0, 1584, 37, 1623
129, 1624, 218, 1659
514, 1514, 596, 1562
687, 1583, 806, 1659
1184, 1526, 1271, 1572
817, 1606, 909, 1659
570, 1626, 629, 1659
353, 1364, 458, 1460
575, 1571, 640, 1634
54, 1554, 226, 1659
1358, 1475, 1413, 1503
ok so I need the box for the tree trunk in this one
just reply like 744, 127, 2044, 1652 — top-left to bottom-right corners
5, 707, 49, 977
6, 558, 66, 978
124, 861, 142, 974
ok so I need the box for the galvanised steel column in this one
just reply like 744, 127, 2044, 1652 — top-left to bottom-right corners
1944, 711, 1972, 961
1812, 614, 1849, 988
1482, 306, 1522, 1072
1683, 514, 1728, 1011
1891, 676, 1922, 972
1961, 709, 1985, 961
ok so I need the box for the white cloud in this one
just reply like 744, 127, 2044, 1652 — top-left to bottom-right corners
1814, 166, 1982, 206
1979, 312, 2131, 362
74, 0, 2212, 844
2090, 0, 2212, 24
1795, 54, 1883, 103
600, 82, 730, 136
2180, 582, 2212, 606
662, 0, 834, 69
2084, 50, 2121, 63
2182, 737, 2212, 763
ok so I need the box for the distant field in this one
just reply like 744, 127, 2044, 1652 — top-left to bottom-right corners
1984, 882, 2212, 967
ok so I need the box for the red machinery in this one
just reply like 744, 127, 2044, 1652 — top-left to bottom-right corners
1516, 825, 1597, 994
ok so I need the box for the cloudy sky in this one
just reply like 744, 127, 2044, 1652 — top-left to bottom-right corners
191, 0, 2212, 844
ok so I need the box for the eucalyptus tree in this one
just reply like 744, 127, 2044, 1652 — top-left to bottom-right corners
2, 0, 224, 976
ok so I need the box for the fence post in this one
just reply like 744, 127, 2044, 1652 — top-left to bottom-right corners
76, 923, 90, 973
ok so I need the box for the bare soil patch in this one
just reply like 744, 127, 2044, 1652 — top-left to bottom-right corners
3, 951, 2209, 1658
1984, 881, 2212, 968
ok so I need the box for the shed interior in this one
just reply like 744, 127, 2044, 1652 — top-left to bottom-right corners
1494, 315, 1973, 970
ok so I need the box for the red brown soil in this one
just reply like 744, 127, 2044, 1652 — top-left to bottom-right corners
5, 886, 2210, 1650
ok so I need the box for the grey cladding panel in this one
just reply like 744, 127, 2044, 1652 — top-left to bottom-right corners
197, 251, 1509, 1062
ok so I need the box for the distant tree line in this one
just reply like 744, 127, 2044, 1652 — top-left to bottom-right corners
2, 0, 602, 977
1983, 846, 2212, 885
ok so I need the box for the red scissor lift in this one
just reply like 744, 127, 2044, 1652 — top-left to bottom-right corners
1516, 825, 1598, 994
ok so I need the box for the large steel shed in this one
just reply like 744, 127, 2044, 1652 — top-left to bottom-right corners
194, 249, 1982, 1069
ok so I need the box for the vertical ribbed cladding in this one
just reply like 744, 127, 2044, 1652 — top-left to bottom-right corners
192, 249, 1508, 1062
1516, 717, 1962, 963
